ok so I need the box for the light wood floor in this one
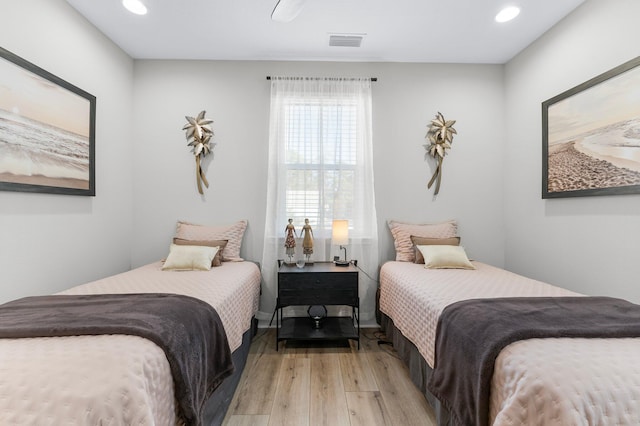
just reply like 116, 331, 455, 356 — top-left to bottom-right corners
223, 328, 437, 426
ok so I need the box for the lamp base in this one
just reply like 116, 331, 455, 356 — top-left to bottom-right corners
334, 260, 350, 267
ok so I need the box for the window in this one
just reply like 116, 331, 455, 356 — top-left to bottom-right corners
262, 76, 379, 319
283, 101, 357, 233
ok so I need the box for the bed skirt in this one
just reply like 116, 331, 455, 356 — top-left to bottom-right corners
380, 313, 452, 426
202, 317, 258, 426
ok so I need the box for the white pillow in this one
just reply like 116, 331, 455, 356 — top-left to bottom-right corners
411, 236, 461, 264
162, 244, 219, 271
416, 245, 475, 270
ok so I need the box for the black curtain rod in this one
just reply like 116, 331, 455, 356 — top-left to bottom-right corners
266, 76, 377, 82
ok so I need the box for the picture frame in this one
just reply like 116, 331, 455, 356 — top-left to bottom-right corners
0, 46, 96, 196
542, 56, 640, 199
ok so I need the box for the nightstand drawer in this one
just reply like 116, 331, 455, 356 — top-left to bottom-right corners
278, 290, 357, 306
278, 272, 357, 306
278, 272, 357, 289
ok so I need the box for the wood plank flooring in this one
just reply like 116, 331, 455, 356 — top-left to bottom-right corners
224, 328, 436, 426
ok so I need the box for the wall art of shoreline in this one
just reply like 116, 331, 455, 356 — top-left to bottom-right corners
547, 117, 640, 193
0, 108, 90, 190
544, 56, 640, 197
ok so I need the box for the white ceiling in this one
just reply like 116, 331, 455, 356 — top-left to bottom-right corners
65, 0, 585, 64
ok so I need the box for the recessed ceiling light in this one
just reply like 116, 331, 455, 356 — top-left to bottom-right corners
271, 0, 306, 23
122, 0, 147, 15
495, 6, 520, 23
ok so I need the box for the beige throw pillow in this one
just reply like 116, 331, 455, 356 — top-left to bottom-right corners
172, 238, 228, 267
411, 236, 461, 264
416, 245, 475, 270
162, 244, 219, 271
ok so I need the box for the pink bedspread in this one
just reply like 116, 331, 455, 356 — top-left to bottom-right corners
0, 261, 261, 426
379, 261, 640, 425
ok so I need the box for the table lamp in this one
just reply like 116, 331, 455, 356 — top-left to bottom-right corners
332, 219, 349, 266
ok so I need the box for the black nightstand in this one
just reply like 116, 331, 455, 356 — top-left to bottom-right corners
276, 262, 359, 350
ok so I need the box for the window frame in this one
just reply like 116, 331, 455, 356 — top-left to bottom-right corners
279, 99, 359, 236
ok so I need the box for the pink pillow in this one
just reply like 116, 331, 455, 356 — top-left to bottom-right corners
175, 220, 247, 261
388, 220, 458, 262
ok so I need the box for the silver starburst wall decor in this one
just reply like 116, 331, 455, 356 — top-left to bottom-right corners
424, 112, 457, 196
182, 110, 215, 194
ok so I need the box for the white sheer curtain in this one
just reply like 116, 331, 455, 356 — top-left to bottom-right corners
261, 77, 379, 321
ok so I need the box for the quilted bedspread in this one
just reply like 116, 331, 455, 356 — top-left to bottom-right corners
0, 261, 261, 426
379, 261, 640, 425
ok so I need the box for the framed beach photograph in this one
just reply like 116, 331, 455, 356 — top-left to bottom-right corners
542, 56, 640, 199
0, 47, 95, 196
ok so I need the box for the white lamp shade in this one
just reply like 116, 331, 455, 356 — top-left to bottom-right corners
332, 220, 349, 245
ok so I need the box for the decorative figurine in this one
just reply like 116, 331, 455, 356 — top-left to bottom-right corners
284, 218, 297, 264
301, 218, 314, 263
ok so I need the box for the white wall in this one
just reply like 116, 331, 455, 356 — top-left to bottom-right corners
131, 60, 505, 321
504, 0, 640, 302
0, 0, 135, 303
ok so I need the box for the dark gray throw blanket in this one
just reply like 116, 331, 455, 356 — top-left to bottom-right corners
427, 296, 640, 426
0, 293, 234, 426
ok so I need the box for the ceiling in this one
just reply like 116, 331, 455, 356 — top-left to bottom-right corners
65, 0, 585, 64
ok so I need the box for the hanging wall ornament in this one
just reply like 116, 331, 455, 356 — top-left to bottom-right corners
182, 110, 215, 194
424, 112, 457, 196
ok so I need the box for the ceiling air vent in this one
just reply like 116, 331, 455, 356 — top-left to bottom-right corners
329, 34, 364, 48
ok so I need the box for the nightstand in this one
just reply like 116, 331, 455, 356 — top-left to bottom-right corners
276, 262, 359, 350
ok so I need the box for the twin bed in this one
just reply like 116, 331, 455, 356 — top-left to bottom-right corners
0, 220, 260, 426
379, 220, 640, 425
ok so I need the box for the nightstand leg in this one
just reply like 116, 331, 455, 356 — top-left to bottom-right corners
276, 308, 280, 351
